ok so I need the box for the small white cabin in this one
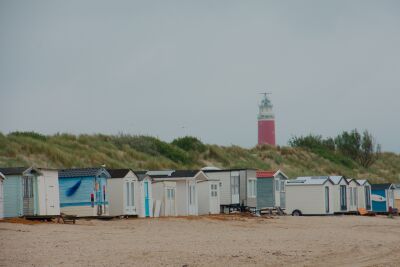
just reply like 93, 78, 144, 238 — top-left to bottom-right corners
36, 168, 60, 216
285, 177, 335, 216
197, 179, 220, 215
134, 172, 153, 218
346, 179, 359, 212
329, 176, 350, 213
152, 181, 177, 217
149, 170, 208, 216
0, 172, 4, 219
356, 179, 372, 210
107, 169, 140, 216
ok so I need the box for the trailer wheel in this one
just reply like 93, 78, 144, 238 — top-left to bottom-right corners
292, 210, 302, 216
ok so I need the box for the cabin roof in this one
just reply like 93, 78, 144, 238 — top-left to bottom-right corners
202, 168, 257, 173
107, 169, 131, 178
0, 172, 4, 180
59, 168, 110, 178
371, 183, 393, 190
329, 176, 348, 184
0, 167, 29, 175
289, 176, 333, 185
256, 171, 277, 178
150, 170, 200, 179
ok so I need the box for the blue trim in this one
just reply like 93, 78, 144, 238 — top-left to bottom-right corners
60, 201, 109, 207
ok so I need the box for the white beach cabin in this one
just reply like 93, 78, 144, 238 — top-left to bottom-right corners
152, 180, 177, 217
285, 177, 335, 216
0, 172, 4, 219
356, 179, 372, 211
107, 169, 140, 216
149, 170, 208, 216
134, 171, 153, 218
197, 178, 220, 215
346, 178, 359, 212
329, 176, 350, 214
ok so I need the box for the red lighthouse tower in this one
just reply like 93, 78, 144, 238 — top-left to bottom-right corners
258, 93, 276, 146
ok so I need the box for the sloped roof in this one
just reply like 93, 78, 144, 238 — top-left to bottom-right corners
288, 176, 332, 185
59, 168, 110, 178
0, 172, 4, 180
202, 168, 257, 173
0, 167, 29, 175
371, 183, 393, 190
150, 170, 200, 179
329, 176, 348, 185
107, 169, 131, 178
357, 179, 368, 185
346, 178, 359, 185
256, 171, 277, 178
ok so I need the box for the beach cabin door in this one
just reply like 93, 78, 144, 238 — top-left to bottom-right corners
124, 180, 136, 215
144, 181, 150, 217
165, 187, 176, 216
188, 181, 196, 215
44, 178, 59, 215
209, 183, 219, 214
325, 187, 330, 213
230, 172, 240, 204
22, 176, 34, 215
0, 180, 3, 219
279, 180, 286, 209
365, 186, 371, 210
340, 185, 347, 211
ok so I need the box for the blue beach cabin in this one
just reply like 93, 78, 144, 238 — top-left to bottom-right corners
58, 168, 110, 217
371, 183, 395, 213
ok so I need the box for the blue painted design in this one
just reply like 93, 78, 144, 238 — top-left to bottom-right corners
66, 179, 82, 196
60, 201, 109, 207
372, 189, 387, 212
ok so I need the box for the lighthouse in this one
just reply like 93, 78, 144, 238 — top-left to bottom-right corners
258, 93, 276, 146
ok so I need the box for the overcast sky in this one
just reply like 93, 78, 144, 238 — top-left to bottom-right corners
1, 1, 399, 152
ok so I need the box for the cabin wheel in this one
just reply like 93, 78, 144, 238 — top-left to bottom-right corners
292, 210, 302, 216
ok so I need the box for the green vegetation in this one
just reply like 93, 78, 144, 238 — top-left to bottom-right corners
0, 132, 399, 184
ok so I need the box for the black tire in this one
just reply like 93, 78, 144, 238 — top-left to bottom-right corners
292, 210, 302, 216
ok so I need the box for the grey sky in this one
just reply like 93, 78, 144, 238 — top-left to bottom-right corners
1, 0, 399, 152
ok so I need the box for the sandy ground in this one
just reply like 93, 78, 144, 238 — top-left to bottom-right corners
0, 215, 400, 267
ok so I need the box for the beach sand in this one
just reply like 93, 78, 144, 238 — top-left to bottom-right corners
1, 215, 400, 266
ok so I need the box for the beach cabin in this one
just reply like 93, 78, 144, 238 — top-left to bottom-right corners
394, 184, 400, 209
133, 171, 153, 217
346, 179, 359, 212
356, 179, 372, 211
203, 168, 256, 211
256, 170, 288, 210
371, 183, 395, 213
285, 177, 335, 216
58, 168, 110, 217
149, 170, 208, 216
0, 172, 4, 219
197, 178, 220, 215
0, 167, 60, 218
329, 176, 350, 214
152, 180, 177, 217
107, 169, 140, 217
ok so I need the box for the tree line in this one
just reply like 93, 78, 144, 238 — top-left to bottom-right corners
288, 129, 381, 168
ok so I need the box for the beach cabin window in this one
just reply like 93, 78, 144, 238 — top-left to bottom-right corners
280, 181, 285, 192
167, 188, 175, 199
23, 176, 33, 198
275, 180, 280, 191
231, 176, 239, 195
211, 184, 218, 197
247, 179, 256, 198
350, 189, 353, 206
340, 185, 347, 210
353, 188, 357, 206
126, 182, 130, 206
365, 186, 371, 210
325, 187, 330, 213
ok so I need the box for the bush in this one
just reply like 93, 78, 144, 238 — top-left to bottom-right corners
171, 136, 206, 153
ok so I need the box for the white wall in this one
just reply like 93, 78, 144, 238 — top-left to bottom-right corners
176, 180, 188, 216
0, 179, 3, 219
37, 169, 60, 216
286, 184, 334, 215
108, 178, 124, 216
205, 172, 231, 205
